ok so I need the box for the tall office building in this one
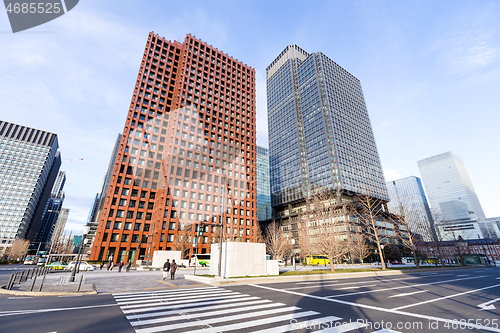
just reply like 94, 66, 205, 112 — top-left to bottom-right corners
256, 146, 272, 221
417, 152, 485, 222
34, 171, 66, 248
91, 33, 256, 264
83, 133, 121, 256
267, 45, 388, 214
387, 176, 434, 240
50, 207, 69, 246
0, 121, 61, 249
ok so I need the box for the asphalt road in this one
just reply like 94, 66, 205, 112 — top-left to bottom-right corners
0, 267, 499, 333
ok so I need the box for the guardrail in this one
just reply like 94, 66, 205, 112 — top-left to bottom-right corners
6, 266, 50, 291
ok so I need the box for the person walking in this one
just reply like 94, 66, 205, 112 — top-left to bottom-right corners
170, 259, 177, 280
110, 261, 115, 271
162, 259, 170, 280
118, 261, 124, 272
106, 261, 111, 271
100, 262, 104, 270
126, 261, 131, 272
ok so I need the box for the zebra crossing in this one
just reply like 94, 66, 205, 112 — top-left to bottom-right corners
113, 286, 403, 333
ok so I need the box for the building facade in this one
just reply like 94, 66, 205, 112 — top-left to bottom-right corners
0, 121, 61, 249
256, 145, 271, 221
90, 33, 257, 264
34, 171, 66, 249
418, 152, 485, 222
267, 45, 388, 210
387, 176, 434, 240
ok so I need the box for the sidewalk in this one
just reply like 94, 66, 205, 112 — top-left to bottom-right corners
0, 267, 207, 296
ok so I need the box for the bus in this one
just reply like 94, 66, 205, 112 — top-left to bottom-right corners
305, 255, 330, 266
190, 254, 211, 267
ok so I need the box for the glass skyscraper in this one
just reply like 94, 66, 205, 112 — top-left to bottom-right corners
267, 45, 388, 209
0, 120, 61, 248
387, 176, 434, 240
256, 145, 271, 221
417, 152, 485, 222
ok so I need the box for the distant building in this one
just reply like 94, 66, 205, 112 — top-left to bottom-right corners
418, 152, 485, 222
0, 121, 61, 250
387, 176, 434, 240
256, 146, 272, 221
83, 134, 121, 257
34, 171, 66, 249
50, 207, 69, 246
418, 152, 486, 240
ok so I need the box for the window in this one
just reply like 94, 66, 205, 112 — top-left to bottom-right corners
169, 222, 175, 230
144, 224, 150, 232
124, 222, 132, 230
111, 233, 119, 242
113, 222, 122, 229
134, 223, 141, 231
116, 210, 125, 218
121, 234, 129, 242
119, 199, 127, 206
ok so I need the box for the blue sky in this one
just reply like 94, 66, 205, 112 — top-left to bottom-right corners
1, 0, 499, 234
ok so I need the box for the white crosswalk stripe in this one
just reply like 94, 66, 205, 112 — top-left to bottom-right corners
113, 287, 405, 333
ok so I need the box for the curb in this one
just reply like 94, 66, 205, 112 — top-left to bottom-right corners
0, 284, 98, 296
185, 266, 489, 286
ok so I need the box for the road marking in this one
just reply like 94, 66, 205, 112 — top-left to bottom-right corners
124, 296, 261, 315
144, 283, 206, 289
391, 284, 500, 310
126, 299, 271, 320
114, 286, 217, 297
339, 284, 377, 290
120, 293, 252, 312
388, 290, 428, 298
286, 276, 418, 290
311, 321, 367, 332
0, 303, 118, 317
478, 298, 500, 311
157, 279, 176, 287
184, 311, 321, 333
456, 274, 469, 277
326, 275, 488, 298
253, 316, 343, 333
248, 284, 500, 333
134, 306, 305, 333
131, 302, 285, 326
8, 297, 33, 299
115, 289, 233, 304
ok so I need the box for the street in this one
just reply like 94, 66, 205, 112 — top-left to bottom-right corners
0, 267, 499, 332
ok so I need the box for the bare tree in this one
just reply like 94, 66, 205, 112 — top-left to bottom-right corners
8, 239, 29, 260
350, 194, 390, 270
390, 204, 421, 268
422, 210, 446, 267
297, 217, 317, 262
264, 222, 292, 260
303, 191, 349, 271
350, 234, 371, 264
173, 224, 193, 259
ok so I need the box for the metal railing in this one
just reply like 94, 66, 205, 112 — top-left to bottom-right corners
5, 266, 50, 291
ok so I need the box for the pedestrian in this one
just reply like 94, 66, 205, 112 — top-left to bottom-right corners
100, 262, 104, 270
110, 261, 115, 270
126, 261, 131, 272
106, 261, 111, 271
170, 259, 177, 280
118, 261, 124, 272
162, 259, 170, 280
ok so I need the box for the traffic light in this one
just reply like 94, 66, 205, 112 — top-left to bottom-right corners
198, 223, 204, 236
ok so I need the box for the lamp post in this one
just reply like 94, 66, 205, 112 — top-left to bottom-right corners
291, 239, 296, 271
69, 226, 90, 282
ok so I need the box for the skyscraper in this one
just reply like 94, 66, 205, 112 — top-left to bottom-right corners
267, 45, 388, 213
34, 171, 66, 248
90, 33, 256, 264
256, 146, 271, 221
417, 152, 485, 222
387, 176, 434, 240
0, 121, 61, 249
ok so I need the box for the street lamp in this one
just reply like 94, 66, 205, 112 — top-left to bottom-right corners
291, 238, 296, 271
69, 226, 90, 282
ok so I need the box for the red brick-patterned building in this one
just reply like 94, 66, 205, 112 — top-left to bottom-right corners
90, 33, 257, 264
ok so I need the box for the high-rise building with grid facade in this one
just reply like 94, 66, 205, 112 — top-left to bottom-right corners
387, 176, 434, 240
418, 152, 485, 222
256, 146, 271, 221
90, 33, 256, 264
267, 45, 388, 211
0, 121, 61, 249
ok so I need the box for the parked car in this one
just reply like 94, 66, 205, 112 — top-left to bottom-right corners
45, 262, 68, 270
66, 261, 95, 271
277, 260, 285, 266
391, 260, 404, 265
